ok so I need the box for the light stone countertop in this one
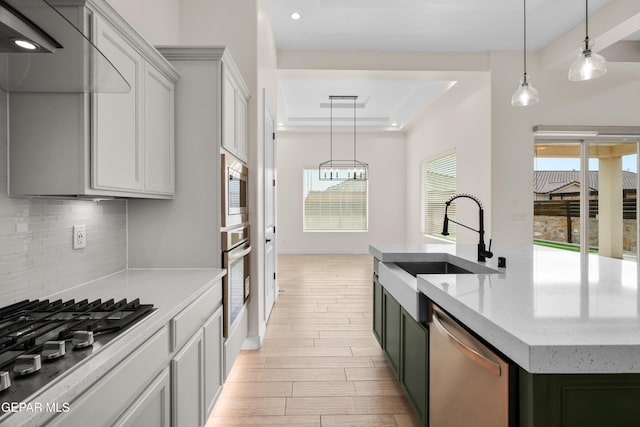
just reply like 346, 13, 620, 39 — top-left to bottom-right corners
1, 268, 226, 427
370, 243, 640, 374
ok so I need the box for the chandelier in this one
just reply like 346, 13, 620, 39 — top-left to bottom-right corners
319, 95, 368, 181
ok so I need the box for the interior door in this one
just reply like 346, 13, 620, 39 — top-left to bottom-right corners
264, 93, 277, 321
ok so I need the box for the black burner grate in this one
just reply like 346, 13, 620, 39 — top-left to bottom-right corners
0, 299, 154, 371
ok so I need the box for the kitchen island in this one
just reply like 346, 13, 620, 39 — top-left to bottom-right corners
370, 243, 640, 427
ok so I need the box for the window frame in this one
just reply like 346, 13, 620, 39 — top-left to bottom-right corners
421, 151, 457, 241
302, 167, 369, 233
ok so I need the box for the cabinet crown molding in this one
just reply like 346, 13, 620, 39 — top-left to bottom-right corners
157, 46, 250, 99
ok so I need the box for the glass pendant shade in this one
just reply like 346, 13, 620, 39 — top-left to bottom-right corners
512, 0, 539, 107
569, 0, 607, 82
568, 45, 607, 81
511, 75, 539, 107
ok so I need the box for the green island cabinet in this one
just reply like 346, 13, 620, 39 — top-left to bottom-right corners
373, 274, 383, 345
400, 306, 428, 425
383, 286, 402, 377
372, 259, 640, 427
518, 370, 640, 427
372, 268, 428, 427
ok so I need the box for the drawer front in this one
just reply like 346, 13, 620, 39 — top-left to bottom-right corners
49, 326, 170, 427
171, 281, 222, 352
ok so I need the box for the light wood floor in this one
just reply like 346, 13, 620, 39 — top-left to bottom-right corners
206, 254, 419, 427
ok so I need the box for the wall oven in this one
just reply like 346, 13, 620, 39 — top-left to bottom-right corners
221, 225, 251, 338
221, 154, 248, 229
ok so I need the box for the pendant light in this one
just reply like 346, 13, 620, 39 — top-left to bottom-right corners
568, 0, 607, 81
318, 96, 368, 181
512, 0, 539, 107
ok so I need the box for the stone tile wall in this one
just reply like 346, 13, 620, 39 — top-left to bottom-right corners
534, 215, 637, 252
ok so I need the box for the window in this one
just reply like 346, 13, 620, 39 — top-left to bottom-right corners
423, 152, 456, 240
303, 169, 368, 231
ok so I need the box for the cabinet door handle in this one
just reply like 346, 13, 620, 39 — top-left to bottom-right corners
266, 239, 272, 243
432, 311, 501, 376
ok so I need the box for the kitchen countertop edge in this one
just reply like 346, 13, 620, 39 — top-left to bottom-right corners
2, 268, 226, 427
370, 243, 640, 375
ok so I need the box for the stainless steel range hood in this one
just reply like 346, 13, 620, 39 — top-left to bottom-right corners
0, 0, 129, 93
0, 2, 60, 53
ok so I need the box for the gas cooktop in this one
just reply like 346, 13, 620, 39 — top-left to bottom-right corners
0, 298, 154, 407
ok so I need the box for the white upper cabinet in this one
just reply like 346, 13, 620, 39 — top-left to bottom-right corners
143, 66, 175, 195
221, 59, 250, 163
8, 0, 179, 199
222, 72, 237, 156
236, 94, 248, 161
92, 14, 144, 192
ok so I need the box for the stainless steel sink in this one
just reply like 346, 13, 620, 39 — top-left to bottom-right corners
378, 256, 500, 323
394, 261, 474, 277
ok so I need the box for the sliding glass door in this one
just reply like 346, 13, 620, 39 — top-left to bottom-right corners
534, 140, 639, 260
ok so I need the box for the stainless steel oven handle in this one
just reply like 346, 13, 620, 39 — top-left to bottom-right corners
432, 311, 501, 376
228, 245, 252, 263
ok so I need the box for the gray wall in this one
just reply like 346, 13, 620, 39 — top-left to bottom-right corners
128, 54, 221, 269
0, 89, 127, 305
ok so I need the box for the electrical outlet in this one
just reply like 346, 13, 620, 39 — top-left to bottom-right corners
73, 225, 86, 250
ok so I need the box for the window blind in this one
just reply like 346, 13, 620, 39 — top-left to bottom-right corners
423, 153, 456, 240
303, 169, 368, 231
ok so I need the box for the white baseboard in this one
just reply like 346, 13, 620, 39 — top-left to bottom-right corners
242, 335, 262, 350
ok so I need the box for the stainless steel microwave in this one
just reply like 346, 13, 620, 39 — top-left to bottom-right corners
221, 154, 248, 228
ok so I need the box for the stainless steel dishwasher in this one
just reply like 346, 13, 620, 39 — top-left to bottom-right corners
429, 304, 510, 427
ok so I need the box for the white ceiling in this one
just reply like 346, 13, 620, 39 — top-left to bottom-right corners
625, 30, 640, 41
278, 79, 454, 129
270, 0, 614, 131
268, 0, 613, 52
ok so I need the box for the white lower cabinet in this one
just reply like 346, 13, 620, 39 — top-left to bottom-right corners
48, 327, 170, 427
172, 330, 205, 427
204, 307, 224, 416
46, 281, 224, 427
171, 282, 224, 427
172, 306, 225, 427
113, 367, 171, 427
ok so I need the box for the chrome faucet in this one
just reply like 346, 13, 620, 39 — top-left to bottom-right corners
442, 193, 493, 262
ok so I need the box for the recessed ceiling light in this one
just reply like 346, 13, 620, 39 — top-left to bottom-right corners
11, 39, 38, 51
291, 12, 301, 20
391, 122, 398, 127
278, 122, 284, 126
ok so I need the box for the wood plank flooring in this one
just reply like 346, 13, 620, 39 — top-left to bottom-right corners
206, 254, 419, 427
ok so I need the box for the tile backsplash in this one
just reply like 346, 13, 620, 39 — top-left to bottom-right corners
0, 90, 127, 305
